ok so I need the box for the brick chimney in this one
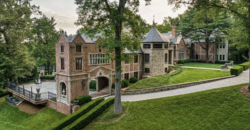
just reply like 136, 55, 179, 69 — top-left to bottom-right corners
172, 26, 177, 37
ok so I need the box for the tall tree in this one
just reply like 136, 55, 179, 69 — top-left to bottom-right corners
0, 0, 39, 84
177, 8, 231, 63
31, 15, 60, 74
75, 0, 147, 113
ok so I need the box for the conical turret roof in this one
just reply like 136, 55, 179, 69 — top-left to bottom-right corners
143, 27, 169, 43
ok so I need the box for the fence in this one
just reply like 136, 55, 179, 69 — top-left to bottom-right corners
6, 82, 56, 101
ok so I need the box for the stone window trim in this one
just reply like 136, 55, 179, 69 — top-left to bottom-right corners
89, 53, 110, 65
134, 71, 138, 79
59, 57, 65, 72
124, 73, 129, 80
75, 44, 82, 53
144, 54, 150, 63
60, 45, 65, 53
143, 44, 151, 49
75, 57, 83, 71
145, 68, 150, 74
165, 53, 168, 63
178, 49, 185, 60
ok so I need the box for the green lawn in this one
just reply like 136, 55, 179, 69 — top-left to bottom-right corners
168, 68, 230, 85
0, 103, 66, 130
86, 83, 250, 130
182, 63, 240, 69
0, 96, 6, 103
128, 68, 230, 89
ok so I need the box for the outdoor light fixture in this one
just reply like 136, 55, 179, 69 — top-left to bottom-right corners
145, 0, 151, 5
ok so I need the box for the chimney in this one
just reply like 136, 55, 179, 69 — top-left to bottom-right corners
172, 26, 177, 37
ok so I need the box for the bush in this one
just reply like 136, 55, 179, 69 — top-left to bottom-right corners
63, 97, 115, 130
89, 80, 96, 89
75, 95, 92, 106
40, 75, 55, 80
122, 79, 129, 88
191, 59, 202, 62
239, 62, 249, 71
178, 59, 191, 64
129, 77, 138, 83
49, 97, 104, 130
230, 66, 243, 76
0, 90, 9, 98
112, 82, 124, 89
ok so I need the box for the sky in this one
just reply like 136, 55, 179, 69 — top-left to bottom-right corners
31, 0, 187, 35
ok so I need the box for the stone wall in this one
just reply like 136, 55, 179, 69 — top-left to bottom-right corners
56, 102, 71, 115
111, 75, 235, 95
47, 99, 57, 110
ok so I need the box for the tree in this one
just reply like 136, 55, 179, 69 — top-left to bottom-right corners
177, 7, 231, 63
0, 0, 39, 84
31, 15, 60, 75
75, 0, 147, 113
163, 16, 181, 26
155, 21, 172, 33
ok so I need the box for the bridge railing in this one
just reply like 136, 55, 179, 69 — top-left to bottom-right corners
6, 82, 56, 101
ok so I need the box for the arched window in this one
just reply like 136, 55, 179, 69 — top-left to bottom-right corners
61, 82, 66, 95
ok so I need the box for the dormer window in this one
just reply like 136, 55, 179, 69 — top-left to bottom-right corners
76, 45, 82, 53
61, 45, 64, 53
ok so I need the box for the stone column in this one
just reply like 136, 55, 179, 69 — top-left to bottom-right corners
172, 50, 174, 65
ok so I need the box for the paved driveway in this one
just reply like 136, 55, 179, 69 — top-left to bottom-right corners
120, 69, 249, 102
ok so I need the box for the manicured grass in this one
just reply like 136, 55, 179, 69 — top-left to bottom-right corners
128, 68, 230, 89
0, 103, 66, 130
182, 63, 240, 69
168, 68, 230, 85
86, 83, 250, 130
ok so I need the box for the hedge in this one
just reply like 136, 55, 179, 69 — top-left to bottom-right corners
75, 95, 92, 106
122, 79, 129, 88
89, 80, 96, 89
49, 97, 104, 130
230, 66, 243, 76
0, 90, 9, 98
178, 59, 191, 64
129, 77, 138, 83
63, 97, 115, 130
40, 75, 55, 80
239, 62, 249, 71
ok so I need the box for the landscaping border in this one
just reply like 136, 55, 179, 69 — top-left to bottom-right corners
111, 75, 235, 95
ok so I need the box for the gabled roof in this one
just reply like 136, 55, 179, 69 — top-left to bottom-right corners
68, 33, 101, 43
143, 27, 169, 43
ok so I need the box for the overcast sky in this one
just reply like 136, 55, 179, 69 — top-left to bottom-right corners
31, 0, 187, 35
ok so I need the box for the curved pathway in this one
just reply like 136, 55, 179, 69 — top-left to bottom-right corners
121, 69, 249, 102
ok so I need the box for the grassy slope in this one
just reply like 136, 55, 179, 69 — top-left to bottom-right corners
182, 63, 240, 69
0, 103, 66, 130
129, 68, 230, 89
86, 83, 250, 130
168, 68, 230, 85
0, 96, 5, 103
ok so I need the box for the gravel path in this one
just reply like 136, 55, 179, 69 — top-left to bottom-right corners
120, 69, 249, 102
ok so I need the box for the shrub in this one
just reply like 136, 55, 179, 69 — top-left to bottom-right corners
49, 97, 104, 130
178, 59, 191, 64
230, 66, 243, 76
239, 62, 249, 71
75, 95, 92, 106
122, 79, 129, 88
89, 80, 96, 89
129, 77, 138, 83
112, 82, 124, 89
63, 97, 115, 130
0, 90, 9, 98
191, 59, 202, 62
40, 75, 55, 80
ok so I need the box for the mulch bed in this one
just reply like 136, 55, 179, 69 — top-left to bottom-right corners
240, 85, 250, 98
18, 101, 46, 114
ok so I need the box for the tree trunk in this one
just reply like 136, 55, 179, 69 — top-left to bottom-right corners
206, 42, 209, 63
248, 0, 250, 89
47, 61, 50, 75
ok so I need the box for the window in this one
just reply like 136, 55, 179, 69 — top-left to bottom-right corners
164, 43, 168, 48
153, 44, 162, 49
143, 44, 151, 49
99, 46, 102, 52
219, 55, 225, 61
134, 72, 138, 79
165, 68, 168, 73
60, 58, 65, 70
76, 45, 81, 52
76, 58, 82, 70
61, 45, 64, 53
145, 68, 150, 73
178, 49, 185, 60
196, 54, 199, 59
145, 54, 150, 63
89, 54, 110, 65
124, 73, 129, 80
134, 55, 138, 63
165, 53, 168, 62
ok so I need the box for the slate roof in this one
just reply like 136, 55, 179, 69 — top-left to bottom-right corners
143, 27, 170, 43
124, 47, 144, 54
68, 33, 101, 43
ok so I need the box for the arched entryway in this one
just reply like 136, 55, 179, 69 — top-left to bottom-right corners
97, 77, 109, 93
60, 82, 67, 104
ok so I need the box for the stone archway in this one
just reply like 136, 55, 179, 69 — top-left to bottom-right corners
97, 77, 109, 92
60, 82, 67, 104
